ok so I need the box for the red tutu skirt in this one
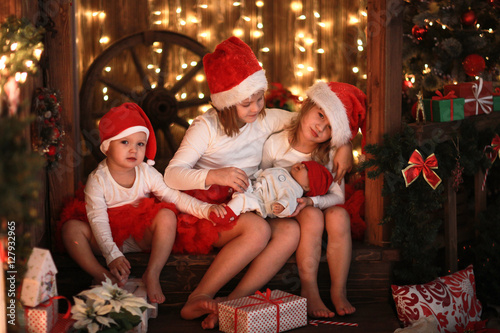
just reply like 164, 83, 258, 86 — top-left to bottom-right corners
56, 187, 178, 252
172, 185, 237, 254
57, 185, 237, 255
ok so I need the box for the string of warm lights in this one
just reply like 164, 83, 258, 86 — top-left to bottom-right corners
85, 1, 366, 121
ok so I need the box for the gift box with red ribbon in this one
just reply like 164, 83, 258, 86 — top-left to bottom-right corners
218, 289, 307, 333
444, 79, 494, 117
25, 298, 58, 333
423, 91, 465, 122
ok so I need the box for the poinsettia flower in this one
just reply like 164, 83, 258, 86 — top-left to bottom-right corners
71, 296, 116, 333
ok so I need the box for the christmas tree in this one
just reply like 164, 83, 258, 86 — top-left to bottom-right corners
402, 0, 500, 118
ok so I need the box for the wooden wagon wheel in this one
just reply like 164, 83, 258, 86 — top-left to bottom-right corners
80, 30, 210, 173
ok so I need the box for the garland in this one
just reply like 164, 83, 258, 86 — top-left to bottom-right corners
32, 88, 65, 169
361, 120, 499, 285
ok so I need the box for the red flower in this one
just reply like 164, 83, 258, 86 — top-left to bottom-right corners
47, 146, 57, 156
457, 320, 488, 333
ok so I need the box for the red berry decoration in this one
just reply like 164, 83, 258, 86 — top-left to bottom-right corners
462, 54, 486, 77
461, 9, 477, 26
411, 25, 427, 41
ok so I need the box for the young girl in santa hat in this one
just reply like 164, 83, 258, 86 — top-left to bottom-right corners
164, 36, 354, 329
261, 81, 367, 318
60, 103, 224, 304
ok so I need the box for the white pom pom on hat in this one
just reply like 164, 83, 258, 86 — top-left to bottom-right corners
99, 103, 157, 166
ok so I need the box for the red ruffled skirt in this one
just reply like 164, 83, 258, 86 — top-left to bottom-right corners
57, 185, 237, 255
56, 187, 178, 252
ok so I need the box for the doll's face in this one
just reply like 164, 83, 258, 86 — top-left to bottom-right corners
299, 104, 332, 144
106, 131, 147, 171
290, 162, 310, 192
235, 90, 265, 127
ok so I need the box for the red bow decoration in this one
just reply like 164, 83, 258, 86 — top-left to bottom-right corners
493, 87, 500, 96
402, 150, 442, 190
432, 90, 457, 100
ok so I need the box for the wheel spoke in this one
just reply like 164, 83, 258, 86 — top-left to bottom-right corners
157, 43, 169, 87
168, 61, 204, 94
178, 96, 210, 109
161, 126, 178, 154
173, 115, 190, 129
129, 47, 151, 90
98, 76, 137, 101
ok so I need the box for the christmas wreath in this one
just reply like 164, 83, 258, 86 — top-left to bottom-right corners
32, 88, 65, 168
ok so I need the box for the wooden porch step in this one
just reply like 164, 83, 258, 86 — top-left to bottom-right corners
54, 241, 399, 306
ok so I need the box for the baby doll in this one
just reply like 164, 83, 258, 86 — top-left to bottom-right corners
210, 160, 334, 223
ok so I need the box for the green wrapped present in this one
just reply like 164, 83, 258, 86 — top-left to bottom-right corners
493, 88, 500, 111
424, 91, 465, 122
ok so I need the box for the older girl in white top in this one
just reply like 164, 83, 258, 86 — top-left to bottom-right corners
262, 81, 367, 318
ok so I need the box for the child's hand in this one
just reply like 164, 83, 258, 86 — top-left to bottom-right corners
108, 256, 131, 286
209, 204, 227, 218
206, 167, 249, 193
332, 142, 353, 184
288, 197, 312, 217
271, 203, 285, 215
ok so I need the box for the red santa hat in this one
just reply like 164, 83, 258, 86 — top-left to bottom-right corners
306, 81, 367, 149
302, 160, 334, 197
203, 36, 268, 110
99, 102, 157, 165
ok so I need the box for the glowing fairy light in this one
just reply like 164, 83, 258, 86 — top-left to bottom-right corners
298, 15, 306, 20
298, 45, 306, 52
297, 64, 304, 69
314, 11, 320, 18
155, 68, 160, 73
181, 92, 187, 99
349, 15, 359, 24
297, 32, 305, 38
153, 20, 162, 25
147, 64, 154, 69
305, 38, 314, 45
296, 71, 303, 77
352, 67, 359, 73
10, 43, 18, 51
200, 4, 208, 8
316, 48, 324, 53
357, 39, 363, 45
190, 61, 198, 66
318, 22, 326, 27
155, 48, 163, 54
243, 16, 251, 22
34, 48, 43, 60
307, 66, 314, 72
181, 63, 188, 69
195, 74, 205, 82
153, 11, 161, 15
176, 7, 182, 13
257, 23, 263, 29
291, 1, 302, 11
256, 1, 264, 7
104, 95, 109, 101
99, 12, 106, 19
99, 36, 110, 44
261, 47, 270, 52
233, 2, 241, 6
102, 87, 108, 94
198, 93, 205, 99
233, 28, 244, 37
358, 45, 364, 51
25, 60, 33, 68
176, 74, 183, 80
253, 30, 263, 38
105, 67, 111, 72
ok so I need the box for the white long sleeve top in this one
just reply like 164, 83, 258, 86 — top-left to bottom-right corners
85, 160, 213, 265
164, 108, 296, 190
261, 130, 345, 209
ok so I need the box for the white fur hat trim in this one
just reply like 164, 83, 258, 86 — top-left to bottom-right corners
100, 126, 149, 155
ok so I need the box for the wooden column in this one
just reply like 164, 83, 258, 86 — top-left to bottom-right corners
365, 0, 404, 246
39, 0, 79, 248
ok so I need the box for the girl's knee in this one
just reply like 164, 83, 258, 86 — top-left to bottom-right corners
240, 213, 272, 240
152, 208, 177, 228
272, 219, 300, 246
61, 219, 90, 238
325, 207, 350, 234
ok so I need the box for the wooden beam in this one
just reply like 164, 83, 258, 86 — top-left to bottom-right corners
39, 1, 79, 249
365, 0, 403, 246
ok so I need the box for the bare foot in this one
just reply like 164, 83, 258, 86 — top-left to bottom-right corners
143, 270, 165, 304
331, 289, 356, 316
302, 290, 335, 318
202, 313, 218, 330
200, 297, 226, 329
181, 294, 218, 320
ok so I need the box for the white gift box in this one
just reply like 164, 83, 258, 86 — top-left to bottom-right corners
123, 278, 158, 333
219, 289, 307, 333
21, 248, 58, 307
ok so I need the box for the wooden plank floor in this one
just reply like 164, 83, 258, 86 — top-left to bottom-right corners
148, 300, 401, 332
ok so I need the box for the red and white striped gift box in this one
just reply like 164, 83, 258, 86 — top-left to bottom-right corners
218, 289, 307, 333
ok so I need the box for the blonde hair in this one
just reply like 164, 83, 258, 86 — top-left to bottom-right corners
285, 98, 332, 165
214, 100, 267, 137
